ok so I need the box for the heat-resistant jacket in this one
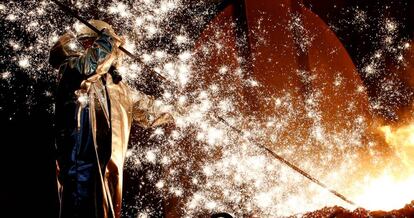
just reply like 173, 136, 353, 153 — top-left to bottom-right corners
54, 32, 172, 218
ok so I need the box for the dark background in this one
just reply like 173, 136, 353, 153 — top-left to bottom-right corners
0, 0, 412, 217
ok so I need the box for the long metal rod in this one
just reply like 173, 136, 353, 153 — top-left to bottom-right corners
217, 116, 357, 206
51, 0, 357, 207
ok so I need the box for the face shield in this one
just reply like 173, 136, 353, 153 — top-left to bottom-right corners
49, 32, 83, 69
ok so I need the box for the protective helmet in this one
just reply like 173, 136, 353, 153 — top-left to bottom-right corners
76, 19, 116, 39
49, 32, 83, 69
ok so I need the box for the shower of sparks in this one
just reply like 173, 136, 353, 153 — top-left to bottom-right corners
1, 0, 413, 217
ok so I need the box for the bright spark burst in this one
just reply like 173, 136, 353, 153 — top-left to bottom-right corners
2, 71, 11, 80
18, 57, 30, 68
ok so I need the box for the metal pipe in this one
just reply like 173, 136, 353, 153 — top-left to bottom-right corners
216, 115, 357, 206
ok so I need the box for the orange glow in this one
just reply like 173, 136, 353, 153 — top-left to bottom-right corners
352, 122, 414, 211
379, 123, 414, 166
354, 173, 414, 211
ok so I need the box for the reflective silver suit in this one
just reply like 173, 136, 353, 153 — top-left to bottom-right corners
53, 31, 172, 218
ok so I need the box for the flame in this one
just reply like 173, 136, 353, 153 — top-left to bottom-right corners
353, 123, 414, 211
379, 123, 414, 166
354, 173, 414, 211
380, 124, 414, 148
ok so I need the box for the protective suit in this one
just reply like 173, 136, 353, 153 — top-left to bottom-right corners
50, 20, 173, 218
